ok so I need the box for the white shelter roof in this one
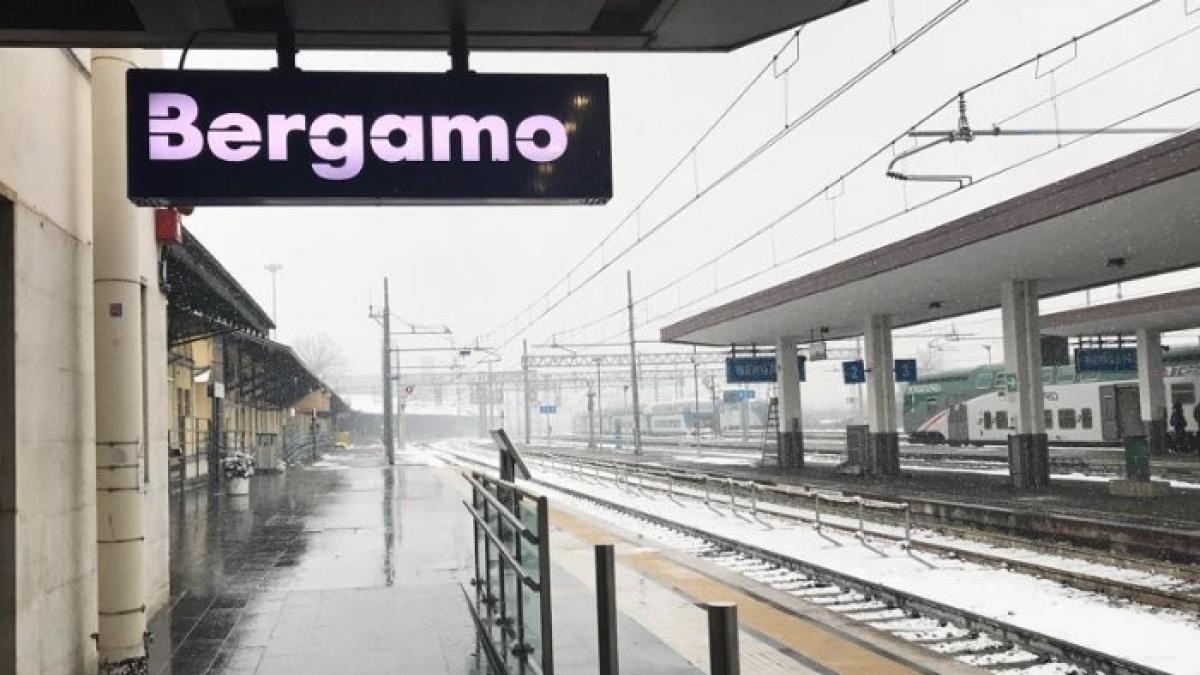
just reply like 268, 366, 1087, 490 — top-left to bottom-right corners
662, 129, 1200, 347
1041, 287, 1200, 337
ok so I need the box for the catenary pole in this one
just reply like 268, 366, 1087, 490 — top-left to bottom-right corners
381, 278, 395, 465
626, 271, 643, 455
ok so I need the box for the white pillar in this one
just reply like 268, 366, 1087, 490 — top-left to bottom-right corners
863, 315, 899, 475
864, 315, 896, 434
93, 49, 149, 668
776, 338, 802, 430
1000, 280, 1044, 434
1000, 279, 1048, 489
775, 337, 803, 467
1136, 328, 1166, 454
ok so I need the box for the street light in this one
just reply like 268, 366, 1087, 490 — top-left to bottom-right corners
264, 263, 282, 330
982, 344, 993, 365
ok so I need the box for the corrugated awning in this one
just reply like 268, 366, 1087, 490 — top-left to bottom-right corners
166, 227, 275, 346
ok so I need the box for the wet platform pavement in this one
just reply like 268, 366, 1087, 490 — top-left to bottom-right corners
152, 445, 708, 674
152, 447, 484, 675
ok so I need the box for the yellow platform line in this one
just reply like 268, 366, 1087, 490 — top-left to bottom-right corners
549, 506, 975, 675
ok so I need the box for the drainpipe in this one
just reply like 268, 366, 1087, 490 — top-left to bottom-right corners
92, 49, 149, 671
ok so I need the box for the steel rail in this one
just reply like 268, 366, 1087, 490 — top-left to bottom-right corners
532, 452, 1200, 615
522, 441, 1200, 569
440, 448, 1170, 675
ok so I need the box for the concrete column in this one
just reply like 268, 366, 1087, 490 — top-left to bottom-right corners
1136, 328, 1167, 456
1000, 280, 1049, 489
92, 49, 149, 670
775, 337, 803, 469
863, 315, 899, 475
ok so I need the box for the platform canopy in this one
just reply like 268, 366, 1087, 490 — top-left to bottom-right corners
166, 227, 274, 346
662, 128, 1200, 347
1041, 286, 1200, 337
0, 0, 864, 51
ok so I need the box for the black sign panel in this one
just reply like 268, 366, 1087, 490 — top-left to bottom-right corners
126, 69, 612, 206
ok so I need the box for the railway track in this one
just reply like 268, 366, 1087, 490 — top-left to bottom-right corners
552, 433, 1200, 481
528, 442, 1200, 572
435, 446, 1177, 675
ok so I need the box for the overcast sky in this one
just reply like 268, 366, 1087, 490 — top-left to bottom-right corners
173, 0, 1200, 412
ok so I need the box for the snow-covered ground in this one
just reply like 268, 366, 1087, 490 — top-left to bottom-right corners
433, 440, 1200, 674
618, 446, 1200, 490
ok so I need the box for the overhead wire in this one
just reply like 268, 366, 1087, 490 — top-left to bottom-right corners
470, 0, 973, 362
602, 85, 1200, 344
565, 0, 1188, 344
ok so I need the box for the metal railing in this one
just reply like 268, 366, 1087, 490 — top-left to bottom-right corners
282, 430, 334, 464
169, 418, 210, 485
537, 452, 914, 547
463, 470, 553, 675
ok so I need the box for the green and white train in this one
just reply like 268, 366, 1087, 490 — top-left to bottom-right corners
903, 346, 1200, 446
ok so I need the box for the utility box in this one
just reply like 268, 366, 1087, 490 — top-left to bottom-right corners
845, 424, 869, 466
1123, 434, 1151, 482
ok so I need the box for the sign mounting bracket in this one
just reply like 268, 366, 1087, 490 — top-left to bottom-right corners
276, 28, 297, 72
448, 14, 471, 75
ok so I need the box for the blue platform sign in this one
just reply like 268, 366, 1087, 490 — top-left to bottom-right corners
726, 357, 776, 383
725, 356, 806, 384
842, 359, 865, 384
1075, 347, 1137, 373
894, 359, 918, 383
538, 404, 557, 414
722, 389, 757, 404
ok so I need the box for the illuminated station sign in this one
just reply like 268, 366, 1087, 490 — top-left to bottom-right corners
126, 69, 612, 206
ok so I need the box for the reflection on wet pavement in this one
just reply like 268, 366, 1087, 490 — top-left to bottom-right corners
150, 447, 484, 675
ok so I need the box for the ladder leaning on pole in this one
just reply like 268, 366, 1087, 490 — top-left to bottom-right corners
760, 397, 779, 466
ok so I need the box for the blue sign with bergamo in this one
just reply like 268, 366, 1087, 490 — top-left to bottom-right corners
1074, 347, 1137, 372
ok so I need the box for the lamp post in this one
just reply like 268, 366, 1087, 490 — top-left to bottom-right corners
265, 263, 282, 332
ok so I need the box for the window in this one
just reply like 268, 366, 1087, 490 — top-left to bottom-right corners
1058, 408, 1077, 429
1044, 409, 1054, 429
925, 396, 940, 414
1171, 382, 1196, 406
1080, 408, 1093, 429
995, 411, 1008, 430
983, 411, 992, 430
975, 372, 995, 389
903, 395, 914, 413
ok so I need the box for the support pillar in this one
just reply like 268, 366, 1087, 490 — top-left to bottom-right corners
1136, 328, 1167, 457
864, 315, 899, 476
1000, 280, 1049, 489
775, 337, 803, 469
93, 49, 149, 672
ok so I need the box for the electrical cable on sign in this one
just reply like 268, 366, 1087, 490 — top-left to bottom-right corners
556, 0, 1184, 344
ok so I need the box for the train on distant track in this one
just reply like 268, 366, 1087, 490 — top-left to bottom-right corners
570, 397, 772, 438
904, 346, 1200, 446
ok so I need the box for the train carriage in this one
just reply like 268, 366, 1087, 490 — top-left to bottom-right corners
906, 346, 1200, 446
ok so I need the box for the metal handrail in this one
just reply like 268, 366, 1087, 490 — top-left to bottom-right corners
472, 469, 546, 503
462, 501, 540, 591
463, 472, 539, 543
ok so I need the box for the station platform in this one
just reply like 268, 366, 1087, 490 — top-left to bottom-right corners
152, 445, 973, 674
